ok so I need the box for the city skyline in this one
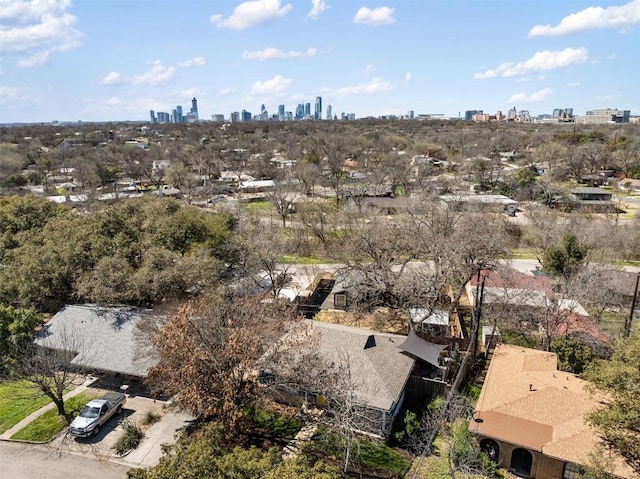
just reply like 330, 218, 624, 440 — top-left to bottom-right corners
1, 0, 639, 123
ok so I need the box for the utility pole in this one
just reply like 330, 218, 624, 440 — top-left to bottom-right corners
624, 273, 640, 338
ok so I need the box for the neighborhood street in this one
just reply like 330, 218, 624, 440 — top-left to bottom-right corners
0, 441, 130, 479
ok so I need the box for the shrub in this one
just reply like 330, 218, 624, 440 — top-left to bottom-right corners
143, 411, 161, 426
113, 418, 144, 455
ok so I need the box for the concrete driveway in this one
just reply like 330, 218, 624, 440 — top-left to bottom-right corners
49, 395, 193, 468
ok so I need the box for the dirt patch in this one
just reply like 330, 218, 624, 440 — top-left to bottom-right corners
314, 308, 407, 334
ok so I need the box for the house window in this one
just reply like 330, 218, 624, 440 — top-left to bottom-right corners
334, 293, 347, 308
563, 462, 589, 479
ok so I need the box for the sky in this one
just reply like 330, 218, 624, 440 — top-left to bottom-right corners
0, 0, 639, 123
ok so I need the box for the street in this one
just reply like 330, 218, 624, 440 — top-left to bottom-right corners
0, 441, 130, 479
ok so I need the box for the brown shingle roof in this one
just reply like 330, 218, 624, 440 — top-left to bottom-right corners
470, 344, 636, 478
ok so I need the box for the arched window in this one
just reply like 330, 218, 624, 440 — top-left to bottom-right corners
480, 438, 500, 462
510, 448, 533, 477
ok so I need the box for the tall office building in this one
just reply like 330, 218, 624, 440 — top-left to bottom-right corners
278, 104, 285, 117
315, 96, 322, 120
295, 104, 305, 119
465, 110, 482, 121
305, 103, 311, 117
149, 110, 156, 124
326, 105, 332, 120
191, 98, 198, 116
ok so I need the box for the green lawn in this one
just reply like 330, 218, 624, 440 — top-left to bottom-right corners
0, 381, 53, 434
244, 201, 272, 211
11, 392, 100, 442
245, 407, 304, 439
307, 429, 411, 477
280, 254, 328, 265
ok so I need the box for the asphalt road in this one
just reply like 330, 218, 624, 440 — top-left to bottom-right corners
0, 441, 130, 479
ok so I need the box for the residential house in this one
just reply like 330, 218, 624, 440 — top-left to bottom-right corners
617, 178, 640, 195
465, 269, 608, 346
569, 187, 614, 212
469, 344, 635, 479
34, 304, 157, 380
284, 320, 416, 439
439, 194, 518, 214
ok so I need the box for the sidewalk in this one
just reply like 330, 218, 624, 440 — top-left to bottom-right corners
0, 376, 96, 441
117, 409, 193, 468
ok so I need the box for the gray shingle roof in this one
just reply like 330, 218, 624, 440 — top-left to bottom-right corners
34, 304, 158, 378
309, 321, 415, 411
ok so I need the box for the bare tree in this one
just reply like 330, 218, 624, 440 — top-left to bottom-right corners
12, 322, 91, 419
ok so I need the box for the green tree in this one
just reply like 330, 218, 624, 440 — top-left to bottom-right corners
448, 421, 499, 478
584, 336, 640, 474
551, 335, 594, 374
127, 422, 339, 479
540, 233, 589, 286
0, 305, 42, 375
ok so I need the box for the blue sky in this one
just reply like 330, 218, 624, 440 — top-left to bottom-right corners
1, 0, 639, 123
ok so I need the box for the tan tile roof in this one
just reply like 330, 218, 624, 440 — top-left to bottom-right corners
470, 344, 637, 478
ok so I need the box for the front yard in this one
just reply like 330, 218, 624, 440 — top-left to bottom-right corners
0, 380, 53, 434
10, 391, 100, 442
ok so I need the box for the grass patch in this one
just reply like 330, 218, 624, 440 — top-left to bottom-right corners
10, 392, 100, 442
0, 381, 53, 434
142, 411, 162, 426
244, 201, 272, 211
245, 407, 304, 439
280, 254, 327, 265
408, 437, 502, 478
307, 429, 411, 477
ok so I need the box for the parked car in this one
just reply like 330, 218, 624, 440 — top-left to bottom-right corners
68, 392, 126, 438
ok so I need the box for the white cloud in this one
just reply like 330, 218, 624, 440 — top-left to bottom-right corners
0, 85, 20, 101
210, 0, 292, 30
509, 88, 554, 103
404, 72, 412, 83
332, 77, 395, 98
217, 88, 235, 96
242, 47, 317, 60
16, 50, 49, 67
474, 47, 589, 79
364, 64, 376, 74
529, 0, 640, 36
596, 94, 618, 102
567, 81, 581, 88
104, 97, 123, 106
98, 72, 125, 85
180, 87, 201, 98
177, 57, 206, 67
308, 0, 327, 19
607, 53, 618, 60
353, 6, 395, 25
515, 77, 530, 83
0, 0, 83, 66
250, 75, 292, 95
132, 61, 176, 86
